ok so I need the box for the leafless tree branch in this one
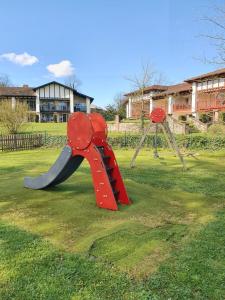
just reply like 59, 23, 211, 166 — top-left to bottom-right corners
0, 74, 12, 87
200, 5, 225, 65
64, 75, 82, 90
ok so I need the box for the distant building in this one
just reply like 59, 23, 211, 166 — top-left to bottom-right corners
90, 103, 105, 112
124, 68, 225, 123
0, 81, 94, 122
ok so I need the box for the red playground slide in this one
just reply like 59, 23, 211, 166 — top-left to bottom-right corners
24, 112, 131, 211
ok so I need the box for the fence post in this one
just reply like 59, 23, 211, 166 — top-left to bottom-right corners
45, 131, 47, 145
14, 134, 17, 150
0, 134, 3, 152
0, 133, 45, 152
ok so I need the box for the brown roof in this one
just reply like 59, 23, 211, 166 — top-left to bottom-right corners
152, 82, 192, 99
124, 84, 168, 96
0, 86, 35, 97
185, 68, 225, 83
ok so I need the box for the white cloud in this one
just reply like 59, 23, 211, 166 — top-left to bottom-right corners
46, 60, 74, 78
0, 52, 38, 66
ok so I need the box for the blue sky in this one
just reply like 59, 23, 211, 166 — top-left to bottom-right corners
0, 0, 224, 107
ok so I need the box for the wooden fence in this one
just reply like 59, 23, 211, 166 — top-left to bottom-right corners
0, 133, 44, 151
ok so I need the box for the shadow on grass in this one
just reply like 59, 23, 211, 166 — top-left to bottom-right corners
145, 209, 225, 299
119, 157, 225, 199
0, 166, 26, 174
2, 209, 225, 299
0, 222, 147, 300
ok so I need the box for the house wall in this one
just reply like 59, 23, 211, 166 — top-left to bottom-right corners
172, 94, 192, 116
74, 95, 86, 104
35, 83, 91, 121
0, 82, 93, 123
153, 98, 168, 113
127, 94, 193, 119
173, 95, 191, 106
125, 74, 225, 124
129, 100, 150, 118
37, 83, 71, 99
194, 77, 225, 114
196, 78, 225, 91
74, 94, 87, 112
196, 89, 225, 111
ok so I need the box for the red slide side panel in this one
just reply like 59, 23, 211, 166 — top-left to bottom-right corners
66, 112, 131, 211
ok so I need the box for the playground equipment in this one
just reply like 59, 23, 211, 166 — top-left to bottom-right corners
24, 112, 131, 211
130, 108, 186, 170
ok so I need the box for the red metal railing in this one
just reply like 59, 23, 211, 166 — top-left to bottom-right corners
173, 104, 191, 112
197, 99, 225, 111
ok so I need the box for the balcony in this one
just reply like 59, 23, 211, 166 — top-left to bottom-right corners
173, 104, 191, 112
197, 99, 225, 111
40, 106, 70, 112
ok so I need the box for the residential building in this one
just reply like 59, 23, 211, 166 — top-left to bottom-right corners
124, 68, 225, 123
0, 81, 94, 122
125, 85, 168, 119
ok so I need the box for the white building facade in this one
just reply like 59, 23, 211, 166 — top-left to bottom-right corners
124, 68, 225, 123
0, 81, 93, 122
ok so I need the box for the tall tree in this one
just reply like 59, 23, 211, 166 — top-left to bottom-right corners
125, 63, 165, 129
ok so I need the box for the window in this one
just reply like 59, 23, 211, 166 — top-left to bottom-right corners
27, 99, 36, 111
74, 103, 87, 112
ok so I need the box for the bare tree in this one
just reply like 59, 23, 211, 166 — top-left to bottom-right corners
0, 101, 28, 134
154, 72, 170, 85
125, 63, 161, 129
201, 5, 225, 64
0, 74, 12, 87
113, 93, 126, 120
64, 75, 82, 90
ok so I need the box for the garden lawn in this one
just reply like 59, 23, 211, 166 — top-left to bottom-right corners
19, 122, 67, 136
0, 122, 138, 137
1, 148, 225, 299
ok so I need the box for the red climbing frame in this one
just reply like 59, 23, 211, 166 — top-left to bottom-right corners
67, 112, 131, 210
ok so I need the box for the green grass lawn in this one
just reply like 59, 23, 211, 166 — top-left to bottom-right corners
0, 122, 67, 136
0, 122, 139, 137
1, 148, 225, 299
22, 122, 67, 136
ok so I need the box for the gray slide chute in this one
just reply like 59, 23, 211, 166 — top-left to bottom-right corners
24, 145, 84, 190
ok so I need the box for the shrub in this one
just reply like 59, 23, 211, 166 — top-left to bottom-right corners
199, 113, 212, 124
208, 124, 225, 136
0, 100, 28, 134
108, 133, 225, 151
186, 120, 200, 133
42, 133, 225, 151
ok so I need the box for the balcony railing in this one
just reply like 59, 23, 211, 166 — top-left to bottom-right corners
40, 106, 70, 112
197, 99, 225, 111
173, 104, 191, 112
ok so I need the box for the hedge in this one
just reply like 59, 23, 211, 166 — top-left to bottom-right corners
108, 134, 225, 150
43, 135, 67, 148
42, 133, 225, 151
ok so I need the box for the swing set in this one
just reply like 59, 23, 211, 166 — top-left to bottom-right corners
130, 108, 186, 170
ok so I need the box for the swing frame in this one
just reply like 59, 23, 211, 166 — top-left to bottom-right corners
130, 108, 186, 170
